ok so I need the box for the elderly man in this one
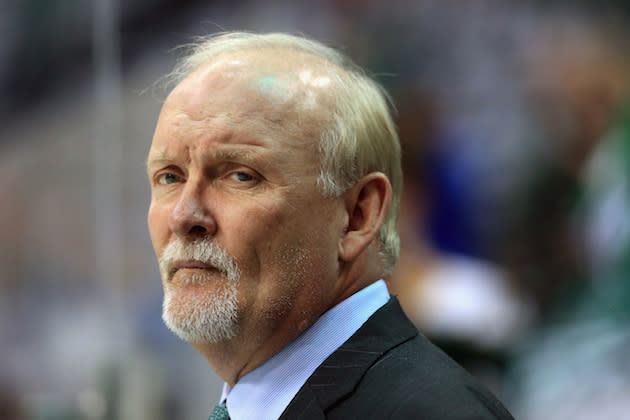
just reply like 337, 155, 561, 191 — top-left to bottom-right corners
147, 32, 514, 420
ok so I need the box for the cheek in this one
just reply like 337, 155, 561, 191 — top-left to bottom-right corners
147, 203, 171, 255
239, 197, 291, 238
226, 199, 301, 278
250, 201, 328, 270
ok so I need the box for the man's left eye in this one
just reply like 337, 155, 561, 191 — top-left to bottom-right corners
232, 172, 254, 182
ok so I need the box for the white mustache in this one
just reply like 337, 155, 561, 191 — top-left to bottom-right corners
159, 238, 240, 284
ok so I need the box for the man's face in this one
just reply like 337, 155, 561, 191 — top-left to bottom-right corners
147, 52, 345, 347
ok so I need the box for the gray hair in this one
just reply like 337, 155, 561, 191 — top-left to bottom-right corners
165, 32, 402, 274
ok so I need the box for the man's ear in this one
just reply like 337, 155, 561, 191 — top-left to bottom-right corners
338, 172, 392, 263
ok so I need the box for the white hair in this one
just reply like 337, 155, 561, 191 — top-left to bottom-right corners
165, 32, 402, 273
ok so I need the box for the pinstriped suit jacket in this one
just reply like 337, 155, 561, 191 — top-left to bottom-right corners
279, 297, 514, 420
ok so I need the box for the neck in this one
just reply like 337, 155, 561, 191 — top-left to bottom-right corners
193, 252, 382, 386
191, 287, 339, 386
335, 246, 383, 303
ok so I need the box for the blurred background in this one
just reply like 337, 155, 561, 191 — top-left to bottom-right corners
1, 0, 630, 419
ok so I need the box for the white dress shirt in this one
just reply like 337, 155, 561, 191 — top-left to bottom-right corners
220, 280, 390, 420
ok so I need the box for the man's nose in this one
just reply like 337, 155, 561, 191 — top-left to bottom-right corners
168, 187, 217, 239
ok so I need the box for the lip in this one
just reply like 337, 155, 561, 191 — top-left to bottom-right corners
173, 259, 214, 271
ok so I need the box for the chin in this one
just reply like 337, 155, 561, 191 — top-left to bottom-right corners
162, 281, 240, 344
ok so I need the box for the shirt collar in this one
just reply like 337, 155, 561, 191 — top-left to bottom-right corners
220, 280, 390, 420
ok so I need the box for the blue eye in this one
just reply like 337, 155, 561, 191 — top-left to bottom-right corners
157, 173, 182, 185
234, 172, 254, 182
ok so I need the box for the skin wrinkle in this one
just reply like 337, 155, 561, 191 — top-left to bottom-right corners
149, 147, 283, 190
169, 102, 297, 152
174, 70, 306, 140
149, 115, 317, 187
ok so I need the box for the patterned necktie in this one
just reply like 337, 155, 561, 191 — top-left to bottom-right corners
209, 401, 230, 420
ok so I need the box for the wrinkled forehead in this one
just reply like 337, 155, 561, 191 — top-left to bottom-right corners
165, 49, 337, 130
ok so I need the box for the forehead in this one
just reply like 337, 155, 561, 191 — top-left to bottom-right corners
149, 50, 339, 169
164, 50, 336, 130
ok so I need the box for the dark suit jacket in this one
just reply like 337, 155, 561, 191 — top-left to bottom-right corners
279, 297, 514, 419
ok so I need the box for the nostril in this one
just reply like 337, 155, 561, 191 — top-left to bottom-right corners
189, 225, 207, 235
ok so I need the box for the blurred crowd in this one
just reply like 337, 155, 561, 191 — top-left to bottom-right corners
1, 1, 629, 419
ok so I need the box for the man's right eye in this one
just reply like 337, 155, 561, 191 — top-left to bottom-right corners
156, 173, 183, 185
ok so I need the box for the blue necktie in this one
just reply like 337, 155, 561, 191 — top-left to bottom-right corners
209, 400, 230, 420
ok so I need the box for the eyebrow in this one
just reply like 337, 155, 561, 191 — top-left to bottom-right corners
215, 149, 253, 160
146, 149, 255, 173
146, 151, 172, 173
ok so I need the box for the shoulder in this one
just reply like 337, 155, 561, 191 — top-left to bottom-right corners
328, 334, 514, 420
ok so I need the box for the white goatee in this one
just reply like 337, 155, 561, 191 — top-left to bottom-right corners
159, 238, 240, 344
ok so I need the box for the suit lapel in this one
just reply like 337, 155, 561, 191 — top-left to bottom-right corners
280, 297, 417, 418
279, 383, 326, 419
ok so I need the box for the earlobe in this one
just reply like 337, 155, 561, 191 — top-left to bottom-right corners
338, 172, 392, 263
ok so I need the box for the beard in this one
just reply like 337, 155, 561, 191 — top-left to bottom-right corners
159, 238, 240, 344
